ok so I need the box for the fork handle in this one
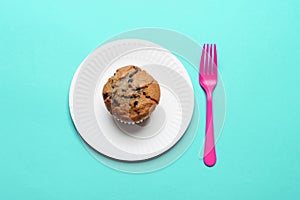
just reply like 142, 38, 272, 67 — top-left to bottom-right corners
204, 91, 216, 167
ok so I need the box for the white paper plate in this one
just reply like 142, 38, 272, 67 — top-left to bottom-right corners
69, 39, 194, 161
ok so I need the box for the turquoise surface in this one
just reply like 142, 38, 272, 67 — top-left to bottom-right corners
1, 0, 300, 199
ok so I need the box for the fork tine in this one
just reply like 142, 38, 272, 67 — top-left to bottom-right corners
205, 44, 209, 74
209, 44, 213, 74
214, 44, 217, 74
200, 44, 206, 74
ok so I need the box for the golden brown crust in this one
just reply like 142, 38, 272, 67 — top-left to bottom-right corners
102, 65, 160, 123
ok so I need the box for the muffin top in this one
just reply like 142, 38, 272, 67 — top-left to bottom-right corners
102, 65, 160, 123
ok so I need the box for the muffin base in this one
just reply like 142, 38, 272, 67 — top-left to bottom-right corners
113, 115, 150, 125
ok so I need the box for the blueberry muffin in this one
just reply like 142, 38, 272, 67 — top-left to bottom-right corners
102, 65, 160, 124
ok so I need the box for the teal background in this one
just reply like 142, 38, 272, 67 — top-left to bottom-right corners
1, 0, 299, 199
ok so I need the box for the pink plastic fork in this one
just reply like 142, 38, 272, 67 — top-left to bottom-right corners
199, 44, 218, 167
